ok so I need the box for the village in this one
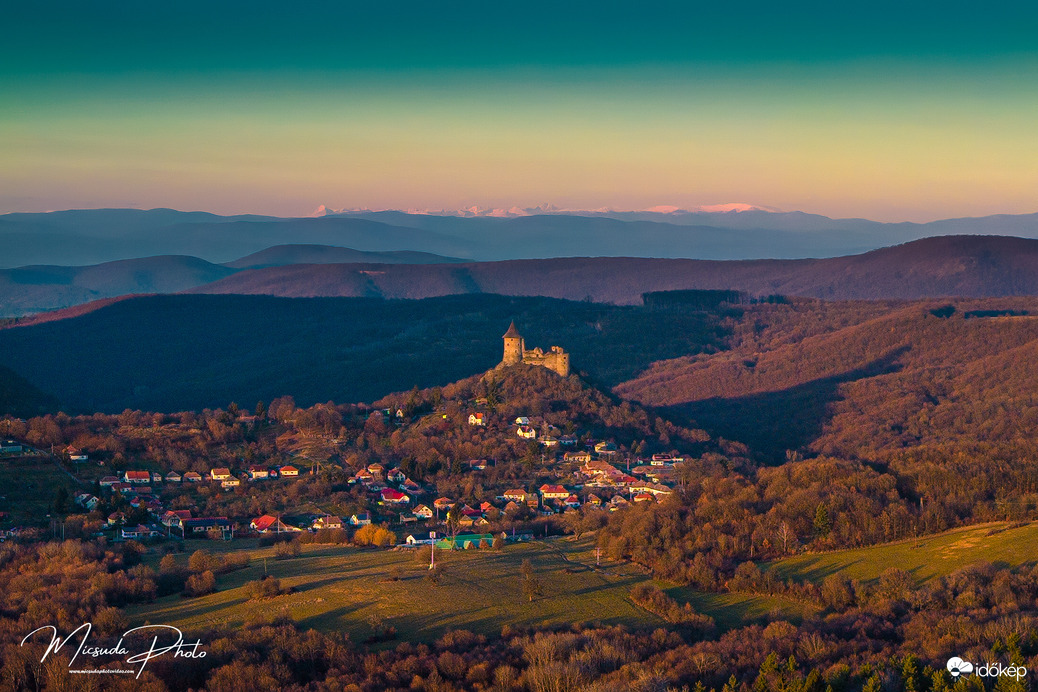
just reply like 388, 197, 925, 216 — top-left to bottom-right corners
56, 412, 683, 546
0, 325, 696, 548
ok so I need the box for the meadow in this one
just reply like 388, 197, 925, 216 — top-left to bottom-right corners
126, 536, 807, 643
769, 520, 1038, 584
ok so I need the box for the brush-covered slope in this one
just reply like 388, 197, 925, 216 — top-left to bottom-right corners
616, 297, 1038, 464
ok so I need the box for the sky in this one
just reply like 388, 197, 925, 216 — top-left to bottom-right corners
2, 1, 1037, 222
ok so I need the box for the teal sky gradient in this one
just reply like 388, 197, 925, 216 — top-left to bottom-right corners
2, 2, 1037, 220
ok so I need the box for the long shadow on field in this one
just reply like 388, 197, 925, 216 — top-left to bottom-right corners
666, 348, 907, 464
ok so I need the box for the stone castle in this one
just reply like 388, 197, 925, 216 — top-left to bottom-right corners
499, 321, 570, 377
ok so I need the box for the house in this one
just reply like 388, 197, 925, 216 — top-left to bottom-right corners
473, 517, 491, 528
651, 453, 682, 465
183, 471, 203, 482
609, 495, 630, 510
367, 463, 384, 477
540, 436, 559, 447
161, 510, 192, 527
380, 488, 410, 504
386, 469, 406, 484
312, 515, 344, 530
587, 494, 603, 507
248, 465, 269, 480
350, 512, 372, 526
503, 500, 521, 514
433, 497, 453, 511
594, 441, 618, 455
516, 425, 537, 439
221, 478, 241, 489
539, 484, 569, 501
113, 482, 134, 494
399, 513, 418, 524
165, 471, 182, 483
565, 451, 593, 463
458, 515, 475, 528
99, 475, 121, 488
514, 417, 530, 425
266, 468, 279, 479
66, 446, 88, 462
405, 534, 435, 546
279, 465, 299, 477
151, 472, 163, 483
179, 517, 233, 537
468, 459, 488, 471
123, 470, 151, 484
468, 413, 486, 426
0, 439, 25, 454
210, 468, 232, 481
564, 494, 582, 508
107, 512, 125, 526
629, 482, 674, 497
503, 489, 529, 503
414, 504, 434, 519
84, 496, 100, 510
479, 501, 494, 513
633, 492, 655, 503
250, 515, 300, 533
402, 479, 423, 494
559, 434, 578, 446
122, 525, 160, 540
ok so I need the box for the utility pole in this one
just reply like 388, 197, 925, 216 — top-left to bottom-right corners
596, 547, 601, 567
429, 531, 436, 570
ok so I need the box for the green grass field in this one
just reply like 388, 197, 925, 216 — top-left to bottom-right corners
126, 537, 804, 642
129, 521, 1038, 644
770, 521, 1038, 585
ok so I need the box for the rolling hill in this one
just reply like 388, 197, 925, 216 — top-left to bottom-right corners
225, 244, 462, 269
189, 235, 1038, 304
0, 246, 462, 316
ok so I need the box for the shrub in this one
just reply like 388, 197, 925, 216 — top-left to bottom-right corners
184, 570, 216, 597
274, 539, 302, 560
244, 576, 286, 600
354, 524, 397, 547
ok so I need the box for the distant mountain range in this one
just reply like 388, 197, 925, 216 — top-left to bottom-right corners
4, 206, 1038, 269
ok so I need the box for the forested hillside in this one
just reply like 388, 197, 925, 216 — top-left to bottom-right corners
0, 293, 728, 413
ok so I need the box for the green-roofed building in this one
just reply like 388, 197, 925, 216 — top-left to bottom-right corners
436, 533, 497, 550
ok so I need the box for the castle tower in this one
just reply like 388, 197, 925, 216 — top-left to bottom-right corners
502, 321, 523, 366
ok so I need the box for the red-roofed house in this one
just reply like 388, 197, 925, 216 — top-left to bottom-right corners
539, 484, 569, 500
250, 515, 300, 533
124, 471, 151, 484
279, 465, 299, 477
248, 465, 269, 480
380, 488, 410, 504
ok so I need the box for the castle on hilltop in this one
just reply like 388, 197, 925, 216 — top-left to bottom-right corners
499, 321, 570, 377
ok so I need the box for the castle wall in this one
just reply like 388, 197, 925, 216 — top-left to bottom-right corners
500, 326, 570, 376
